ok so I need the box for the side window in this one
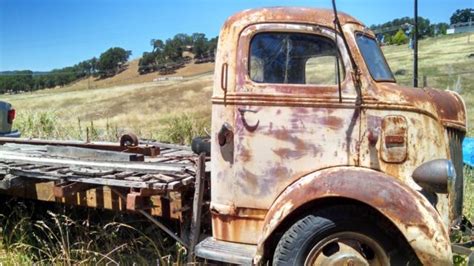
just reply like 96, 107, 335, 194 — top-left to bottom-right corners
249, 32, 344, 85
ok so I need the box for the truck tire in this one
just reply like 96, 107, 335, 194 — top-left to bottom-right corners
273, 205, 420, 266
191, 136, 211, 156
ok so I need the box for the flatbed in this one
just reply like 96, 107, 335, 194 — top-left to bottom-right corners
0, 138, 208, 226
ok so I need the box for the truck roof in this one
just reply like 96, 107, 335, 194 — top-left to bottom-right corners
222, 7, 364, 32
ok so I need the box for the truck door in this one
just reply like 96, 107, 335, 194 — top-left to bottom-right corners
231, 24, 361, 210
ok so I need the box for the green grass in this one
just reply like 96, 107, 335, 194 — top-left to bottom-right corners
464, 167, 474, 221
453, 168, 473, 266
15, 110, 124, 142
13, 109, 209, 145
156, 112, 210, 145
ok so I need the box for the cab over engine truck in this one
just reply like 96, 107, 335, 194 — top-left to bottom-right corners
0, 7, 470, 266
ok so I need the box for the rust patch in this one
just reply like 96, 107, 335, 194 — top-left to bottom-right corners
426, 88, 466, 125
259, 167, 451, 264
240, 147, 252, 162
366, 83, 466, 132
211, 7, 464, 263
380, 115, 408, 163
271, 129, 308, 151
317, 116, 344, 130
295, 107, 309, 114
385, 135, 405, 145
212, 208, 267, 244
223, 7, 363, 38
272, 148, 306, 160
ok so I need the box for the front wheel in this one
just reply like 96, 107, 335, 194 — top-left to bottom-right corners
272, 205, 420, 266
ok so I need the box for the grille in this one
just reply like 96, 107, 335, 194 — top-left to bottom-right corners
446, 128, 465, 222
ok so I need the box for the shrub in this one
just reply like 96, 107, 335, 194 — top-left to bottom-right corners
391, 29, 409, 45
156, 113, 209, 145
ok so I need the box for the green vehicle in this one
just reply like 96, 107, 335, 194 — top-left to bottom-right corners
0, 101, 20, 138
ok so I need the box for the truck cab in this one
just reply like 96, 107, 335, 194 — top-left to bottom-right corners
197, 7, 467, 265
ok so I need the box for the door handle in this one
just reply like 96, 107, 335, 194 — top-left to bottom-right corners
238, 108, 259, 132
218, 122, 233, 146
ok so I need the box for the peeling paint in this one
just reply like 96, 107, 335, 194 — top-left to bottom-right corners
209, 7, 466, 265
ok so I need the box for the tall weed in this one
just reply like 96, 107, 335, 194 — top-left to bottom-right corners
464, 167, 473, 222
156, 113, 209, 145
14, 110, 120, 142
0, 197, 185, 265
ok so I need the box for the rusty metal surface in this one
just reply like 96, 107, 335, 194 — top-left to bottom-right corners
211, 15, 361, 245
210, 203, 267, 244
257, 167, 452, 265
446, 128, 465, 224
380, 115, 408, 163
0, 137, 160, 157
210, 6, 467, 263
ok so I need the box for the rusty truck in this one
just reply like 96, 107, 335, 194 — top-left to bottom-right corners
0, 6, 472, 265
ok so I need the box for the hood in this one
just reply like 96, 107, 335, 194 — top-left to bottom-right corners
424, 87, 466, 131
368, 83, 467, 132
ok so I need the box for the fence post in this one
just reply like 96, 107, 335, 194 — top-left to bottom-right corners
423, 75, 428, 87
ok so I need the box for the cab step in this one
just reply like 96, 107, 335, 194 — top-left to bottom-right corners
195, 237, 257, 265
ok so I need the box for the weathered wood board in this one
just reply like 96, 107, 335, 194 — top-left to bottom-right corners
0, 141, 204, 220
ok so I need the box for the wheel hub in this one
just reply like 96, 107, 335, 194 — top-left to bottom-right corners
304, 232, 389, 266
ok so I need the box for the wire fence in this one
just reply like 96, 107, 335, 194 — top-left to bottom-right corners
395, 70, 474, 78
385, 50, 474, 60
395, 70, 474, 92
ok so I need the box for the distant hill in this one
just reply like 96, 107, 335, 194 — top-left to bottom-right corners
56, 59, 214, 92
0, 71, 49, 76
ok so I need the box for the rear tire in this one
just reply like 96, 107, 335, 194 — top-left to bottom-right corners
272, 204, 420, 266
191, 136, 211, 156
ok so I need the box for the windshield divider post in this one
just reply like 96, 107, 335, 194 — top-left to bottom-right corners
332, 0, 362, 105
334, 20, 343, 103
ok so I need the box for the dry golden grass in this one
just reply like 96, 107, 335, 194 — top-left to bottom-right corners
46, 60, 214, 94
4, 62, 214, 141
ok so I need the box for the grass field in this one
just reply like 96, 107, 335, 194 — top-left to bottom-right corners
3, 61, 214, 144
384, 33, 474, 135
1, 32, 474, 264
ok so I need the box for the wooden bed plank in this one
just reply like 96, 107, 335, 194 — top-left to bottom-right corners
0, 151, 189, 174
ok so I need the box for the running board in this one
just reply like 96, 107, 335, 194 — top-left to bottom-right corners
195, 237, 257, 265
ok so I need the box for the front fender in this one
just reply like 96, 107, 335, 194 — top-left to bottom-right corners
257, 167, 452, 265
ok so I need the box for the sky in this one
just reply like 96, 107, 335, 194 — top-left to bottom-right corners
0, 0, 472, 71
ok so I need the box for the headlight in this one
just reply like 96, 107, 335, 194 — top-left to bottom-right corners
412, 159, 455, 193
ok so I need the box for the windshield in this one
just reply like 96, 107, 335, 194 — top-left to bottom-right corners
355, 34, 395, 82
